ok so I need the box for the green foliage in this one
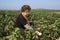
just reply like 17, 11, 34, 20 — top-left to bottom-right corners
0, 10, 60, 40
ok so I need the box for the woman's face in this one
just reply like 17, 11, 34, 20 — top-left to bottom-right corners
24, 10, 30, 17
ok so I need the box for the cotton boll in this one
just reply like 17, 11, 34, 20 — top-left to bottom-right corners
38, 32, 42, 36
35, 31, 42, 36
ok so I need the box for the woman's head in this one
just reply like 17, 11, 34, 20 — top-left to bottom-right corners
21, 5, 31, 16
21, 5, 31, 12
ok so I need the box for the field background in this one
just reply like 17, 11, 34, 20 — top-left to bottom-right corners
0, 9, 60, 40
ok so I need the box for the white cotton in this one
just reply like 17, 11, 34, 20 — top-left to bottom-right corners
35, 31, 42, 36
38, 32, 42, 36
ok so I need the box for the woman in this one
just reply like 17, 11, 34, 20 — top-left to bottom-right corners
13, 5, 42, 40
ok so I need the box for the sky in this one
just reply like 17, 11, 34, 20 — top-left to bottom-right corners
0, 0, 60, 10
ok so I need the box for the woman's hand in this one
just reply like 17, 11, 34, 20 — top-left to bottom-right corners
35, 31, 42, 36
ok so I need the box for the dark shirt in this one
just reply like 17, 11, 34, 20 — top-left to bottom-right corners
13, 14, 27, 29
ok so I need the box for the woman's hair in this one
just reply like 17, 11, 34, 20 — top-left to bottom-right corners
21, 5, 31, 12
